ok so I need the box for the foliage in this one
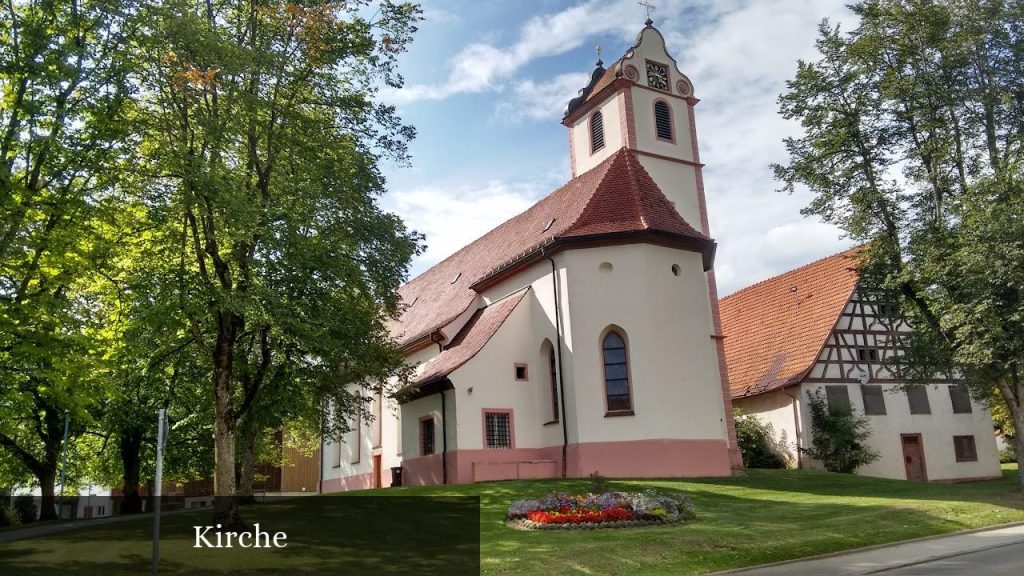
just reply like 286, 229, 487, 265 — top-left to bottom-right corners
734, 409, 788, 469
13, 495, 37, 524
134, 0, 424, 524
773, 0, 1024, 489
587, 471, 609, 493
800, 390, 880, 474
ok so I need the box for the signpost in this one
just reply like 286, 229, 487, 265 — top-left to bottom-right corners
151, 408, 167, 576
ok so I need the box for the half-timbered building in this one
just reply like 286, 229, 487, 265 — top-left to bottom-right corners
722, 249, 1001, 482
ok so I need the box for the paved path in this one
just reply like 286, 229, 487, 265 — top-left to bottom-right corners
0, 508, 192, 544
721, 523, 1024, 576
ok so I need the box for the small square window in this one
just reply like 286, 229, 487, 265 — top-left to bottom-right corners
485, 411, 512, 449
949, 385, 973, 414
861, 384, 887, 415
856, 348, 880, 362
953, 435, 977, 462
514, 363, 528, 381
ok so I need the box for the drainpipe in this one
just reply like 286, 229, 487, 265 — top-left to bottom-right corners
547, 255, 570, 477
783, 387, 803, 469
438, 341, 449, 485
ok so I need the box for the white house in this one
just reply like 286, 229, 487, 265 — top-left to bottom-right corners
723, 249, 1002, 482
320, 18, 743, 491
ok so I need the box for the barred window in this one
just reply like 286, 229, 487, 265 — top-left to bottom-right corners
654, 101, 672, 141
949, 385, 973, 414
485, 412, 512, 449
860, 384, 887, 415
856, 348, 880, 362
603, 330, 632, 412
420, 417, 435, 456
906, 386, 931, 414
825, 385, 851, 413
954, 435, 977, 462
590, 112, 605, 153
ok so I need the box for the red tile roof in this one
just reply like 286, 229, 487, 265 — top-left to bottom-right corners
413, 289, 528, 385
390, 148, 708, 346
719, 248, 864, 398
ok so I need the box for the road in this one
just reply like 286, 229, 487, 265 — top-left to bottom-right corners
720, 523, 1024, 576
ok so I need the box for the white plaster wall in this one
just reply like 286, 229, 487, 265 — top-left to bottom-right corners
798, 382, 1001, 481
571, 93, 624, 174
400, 390, 457, 457
562, 244, 728, 443
635, 155, 703, 232
630, 86, 695, 161
733, 390, 800, 466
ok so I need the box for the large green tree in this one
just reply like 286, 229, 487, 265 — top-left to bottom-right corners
0, 0, 137, 519
775, 0, 1024, 488
138, 0, 422, 526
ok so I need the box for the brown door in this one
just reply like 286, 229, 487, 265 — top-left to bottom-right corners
373, 454, 382, 489
901, 434, 927, 481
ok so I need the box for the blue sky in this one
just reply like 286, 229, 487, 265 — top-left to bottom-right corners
377, 0, 858, 296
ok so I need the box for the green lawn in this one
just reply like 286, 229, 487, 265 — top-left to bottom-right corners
1, 465, 1022, 575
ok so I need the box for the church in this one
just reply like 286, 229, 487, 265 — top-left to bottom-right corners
320, 18, 743, 491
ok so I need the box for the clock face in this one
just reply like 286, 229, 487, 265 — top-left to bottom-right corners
646, 61, 669, 90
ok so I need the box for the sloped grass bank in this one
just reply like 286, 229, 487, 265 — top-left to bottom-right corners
0, 465, 1021, 575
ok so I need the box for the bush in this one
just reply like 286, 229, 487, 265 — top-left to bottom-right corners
734, 410, 787, 469
800, 389, 880, 473
14, 495, 37, 524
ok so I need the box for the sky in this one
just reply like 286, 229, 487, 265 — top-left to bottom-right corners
377, 0, 859, 297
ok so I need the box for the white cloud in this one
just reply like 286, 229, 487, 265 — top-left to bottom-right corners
385, 180, 550, 276
495, 72, 590, 122
388, 0, 863, 292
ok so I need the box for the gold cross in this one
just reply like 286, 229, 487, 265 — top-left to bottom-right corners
639, 1, 656, 19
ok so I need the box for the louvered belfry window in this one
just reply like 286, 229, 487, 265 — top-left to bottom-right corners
654, 101, 672, 141
590, 111, 605, 152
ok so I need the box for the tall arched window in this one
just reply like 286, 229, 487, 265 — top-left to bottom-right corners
540, 339, 559, 423
602, 329, 632, 413
590, 111, 605, 153
654, 100, 673, 141
549, 345, 559, 421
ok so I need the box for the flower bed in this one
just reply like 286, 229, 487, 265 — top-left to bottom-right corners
506, 489, 695, 531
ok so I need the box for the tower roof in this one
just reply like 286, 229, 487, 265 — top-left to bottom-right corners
389, 148, 711, 347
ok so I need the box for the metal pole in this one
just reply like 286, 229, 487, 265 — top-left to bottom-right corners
151, 408, 166, 576
57, 411, 69, 520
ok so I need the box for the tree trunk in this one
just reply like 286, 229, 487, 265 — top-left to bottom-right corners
38, 467, 58, 521
119, 428, 144, 514
1013, 409, 1024, 493
212, 316, 245, 529
237, 415, 257, 505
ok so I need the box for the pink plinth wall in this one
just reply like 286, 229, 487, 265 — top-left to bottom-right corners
321, 439, 733, 492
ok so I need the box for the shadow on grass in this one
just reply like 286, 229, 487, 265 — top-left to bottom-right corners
0, 497, 480, 576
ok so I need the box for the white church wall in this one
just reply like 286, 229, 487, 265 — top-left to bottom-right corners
561, 243, 728, 444
635, 155, 702, 232
733, 389, 800, 467
630, 85, 696, 162
570, 93, 625, 174
798, 382, 1001, 481
449, 291, 553, 450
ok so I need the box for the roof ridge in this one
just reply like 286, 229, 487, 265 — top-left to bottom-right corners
562, 148, 628, 233
720, 245, 865, 301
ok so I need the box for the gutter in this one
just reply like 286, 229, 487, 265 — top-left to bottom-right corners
547, 254, 570, 477
783, 387, 803, 469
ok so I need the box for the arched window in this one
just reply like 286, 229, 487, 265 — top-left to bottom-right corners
590, 111, 605, 153
549, 345, 559, 421
602, 329, 632, 413
540, 339, 559, 423
654, 100, 673, 141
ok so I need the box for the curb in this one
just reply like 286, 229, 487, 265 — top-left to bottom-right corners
705, 519, 1024, 575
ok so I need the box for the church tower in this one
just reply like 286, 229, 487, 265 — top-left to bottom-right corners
562, 18, 743, 469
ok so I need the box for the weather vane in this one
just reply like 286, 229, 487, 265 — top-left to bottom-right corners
639, 1, 656, 23
595, 43, 603, 66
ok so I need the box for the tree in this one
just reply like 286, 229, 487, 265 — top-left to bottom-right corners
0, 0, 137, 519
774, 0, 1024, 489
137, 0, 423, 527
800, 390, 880, 474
